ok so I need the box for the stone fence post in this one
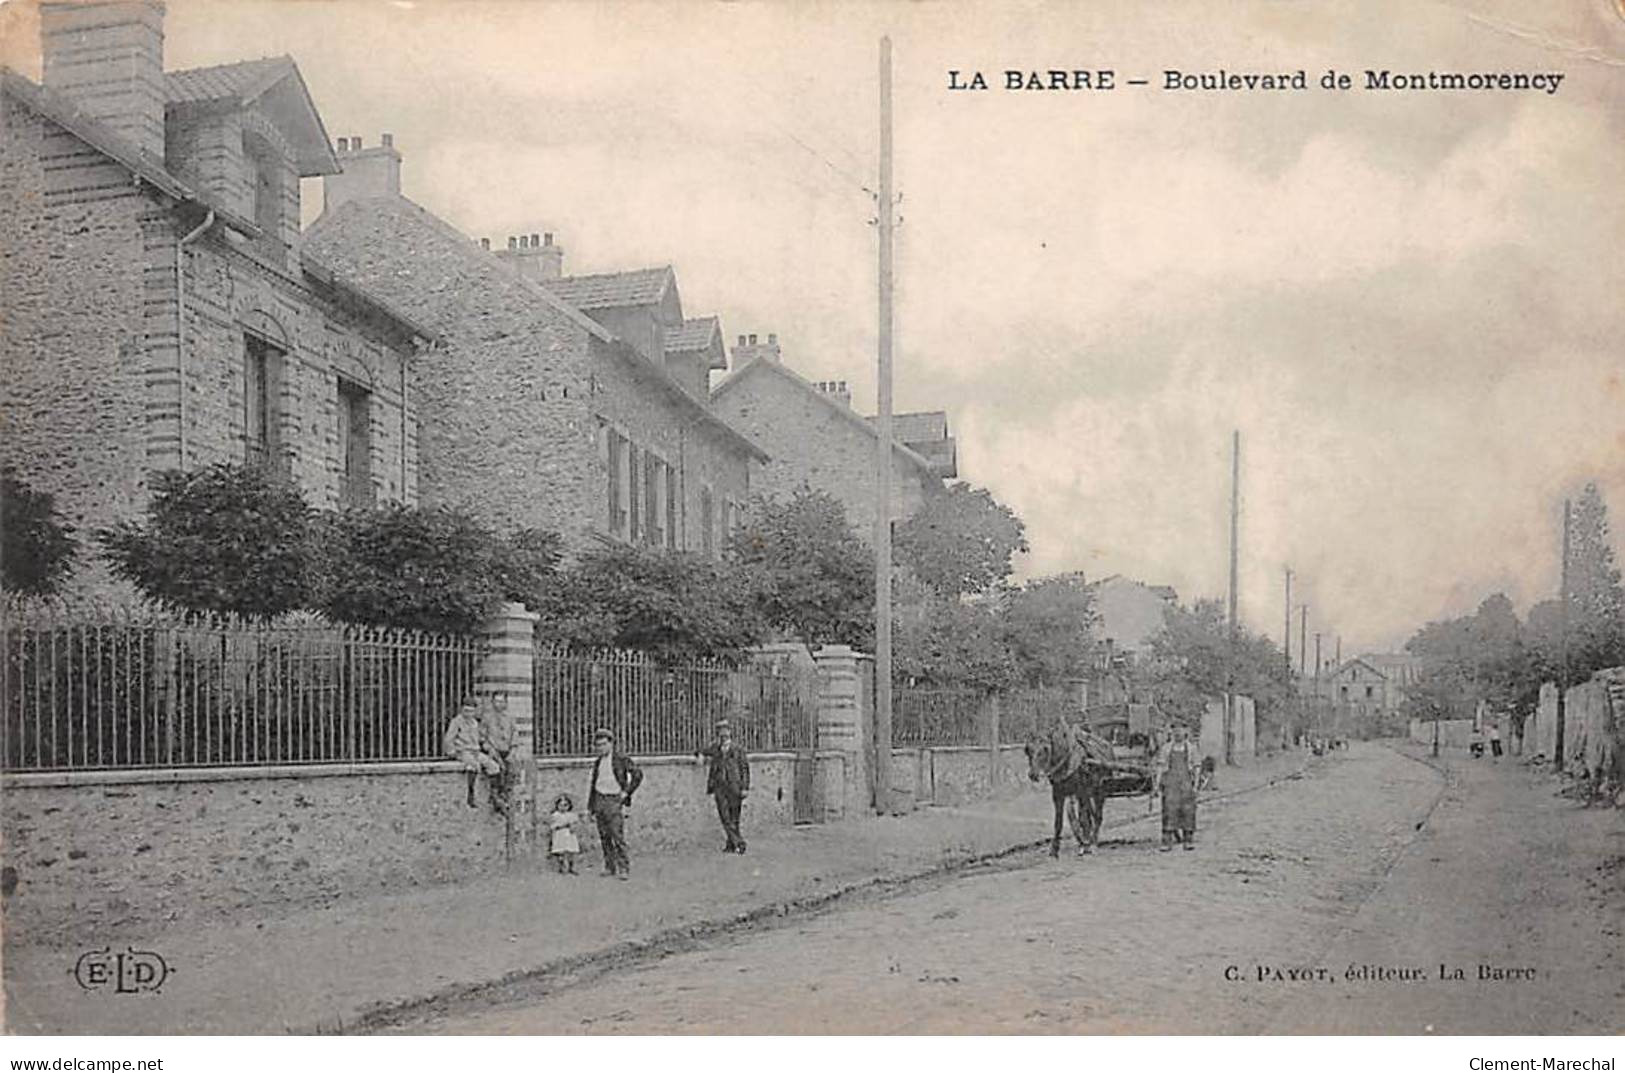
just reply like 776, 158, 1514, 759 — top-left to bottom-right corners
815, 644, 870, 819
479, 601, 539, 860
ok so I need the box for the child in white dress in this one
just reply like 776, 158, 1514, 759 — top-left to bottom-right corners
548, 794, 580, 874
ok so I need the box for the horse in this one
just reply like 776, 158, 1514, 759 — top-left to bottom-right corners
1025, 726, 1110, 857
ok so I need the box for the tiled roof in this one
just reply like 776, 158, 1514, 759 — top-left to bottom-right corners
165, 56, 294, 105
544, 267, 671, 310
665, 316, 720, 354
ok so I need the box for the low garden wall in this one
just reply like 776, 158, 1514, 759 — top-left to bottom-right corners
886, 744, 1030, 812
0, 751, 802, 950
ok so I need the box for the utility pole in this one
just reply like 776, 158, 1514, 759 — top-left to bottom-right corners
1556, 498, 1571, 770
1283, 567, 1293, 679
1299, 605, 1307, 679
1314, 631, 1323, 741
1225, 430, 1240, 766
873, 35, 895, 815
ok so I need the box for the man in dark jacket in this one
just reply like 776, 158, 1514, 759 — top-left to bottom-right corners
700, 718, 751, 853
587, 728, 643, 879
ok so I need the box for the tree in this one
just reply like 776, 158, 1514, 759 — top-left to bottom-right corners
1567, 483, 1625, 676
895, 482, 1028, 598
729, 488, 874, 650
321, 504, 527, 635
535, 545, 766, 665
894, 588, 1015, 692
1000, 572, 1097, 685
98, 463, 319, 618
1, 469, 77, 598
1143, 598, 1289, 730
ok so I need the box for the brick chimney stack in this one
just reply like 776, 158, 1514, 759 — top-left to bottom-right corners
322, 133, 402, 211
814, 379, 852, 409
40, 0, 167, 161
733, 331, 781, 367
494, 231, 564, 281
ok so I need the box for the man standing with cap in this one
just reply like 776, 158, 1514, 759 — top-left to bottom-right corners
700, 718, 751, 853
587, 728, 642, 879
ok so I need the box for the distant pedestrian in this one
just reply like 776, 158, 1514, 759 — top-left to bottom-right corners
699, 718, 751, 853
480, 692, 517, 814
1488, 722, 1503, 760
547, 794, 581, 874
444, 696, 500, 808
586, 728, 643, 879
1153, 722, 1200, 852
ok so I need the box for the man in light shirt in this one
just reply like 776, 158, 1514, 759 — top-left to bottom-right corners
587, 728, 643, 879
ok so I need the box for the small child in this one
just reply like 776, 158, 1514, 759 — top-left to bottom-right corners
547, 794, 581, 874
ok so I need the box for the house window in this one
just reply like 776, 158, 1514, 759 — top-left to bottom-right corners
244, 335, 281, 469
666, 466, 678, 550
700, 486, 715, 559
607, 430, 628, 537
1339, 685, 1349, 700
1365, 685, 1374, 699
336, 379, 373, 508
644, 453, 662, 547
244, 133, 285, 253
628, 444, 642, 543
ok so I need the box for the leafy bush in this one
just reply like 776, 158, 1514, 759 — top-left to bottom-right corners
535, 543, 767, 665
0, 469, 77, 598
98, 464, 319, 618
322, 504, 534, 635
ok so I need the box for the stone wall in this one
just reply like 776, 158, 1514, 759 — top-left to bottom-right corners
1200, 695, 1257, 765
712, 361, 935, 539
0, 94, 153, 574
0, 751, 799, 950
1408, 718, 1476, 748
894, 745, 1031, 808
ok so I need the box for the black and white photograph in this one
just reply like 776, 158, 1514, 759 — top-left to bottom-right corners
0, 0, 1621, 1056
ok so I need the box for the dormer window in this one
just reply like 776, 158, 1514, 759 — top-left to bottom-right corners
243, 132, 286, 253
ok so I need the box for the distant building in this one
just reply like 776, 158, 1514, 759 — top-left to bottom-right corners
1313, 654, 1417, 734
305, 152, 766, 556
709, 333, 946, 539
0, 1, 430, 596
1088, 576, 1179, 665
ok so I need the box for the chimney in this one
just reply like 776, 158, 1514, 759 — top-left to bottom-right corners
494, 229, 564, 281
40, 0, 167, 161
814, 378, 852, 409
732, 330, 782, 367
322, 133, 402, 211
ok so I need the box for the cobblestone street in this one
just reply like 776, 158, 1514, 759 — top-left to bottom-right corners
398, 744, 1623, 1034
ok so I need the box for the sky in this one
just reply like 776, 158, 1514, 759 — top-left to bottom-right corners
4, 0, 1622, 656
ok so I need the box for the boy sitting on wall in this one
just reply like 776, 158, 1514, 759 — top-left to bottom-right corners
444, 696, 501, 808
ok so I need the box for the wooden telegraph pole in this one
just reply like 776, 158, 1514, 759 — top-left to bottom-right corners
1283, 567, 1293, 678
1225, 430, 1240, 765
1556, 498, 1571, 770
873, 35, 896, 815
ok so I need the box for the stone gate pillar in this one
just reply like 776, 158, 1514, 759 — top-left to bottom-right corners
815, 644, 870, 819
479, 601, 539, 860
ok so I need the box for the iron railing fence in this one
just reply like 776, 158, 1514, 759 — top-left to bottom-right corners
890, 682, 1080, 747
893, 687, 985, 746
997, 684, 1077, 744
532, 645, 819, 757
0, 608, 482, 772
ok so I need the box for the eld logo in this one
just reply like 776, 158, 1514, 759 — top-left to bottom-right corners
72, 947, 171, 994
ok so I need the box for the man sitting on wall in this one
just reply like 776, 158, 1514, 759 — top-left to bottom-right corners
444, 696, 501, 809
480, 692, 517, 815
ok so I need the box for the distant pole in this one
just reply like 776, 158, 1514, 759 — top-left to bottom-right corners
1283, 567, 1293, 679
1299, 605, 1307, 679
1225, 430, 1240, 765
873, 34, 895, 815
1556, 498, 1571, 770
1314, 631, 1323, 739
1335, 635, 1342, 669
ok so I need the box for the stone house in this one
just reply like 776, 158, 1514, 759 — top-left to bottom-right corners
0, 0, 431, 579
303, 143, 765, 556
1088, 575, 1179, 666
708, 333, 949, 541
